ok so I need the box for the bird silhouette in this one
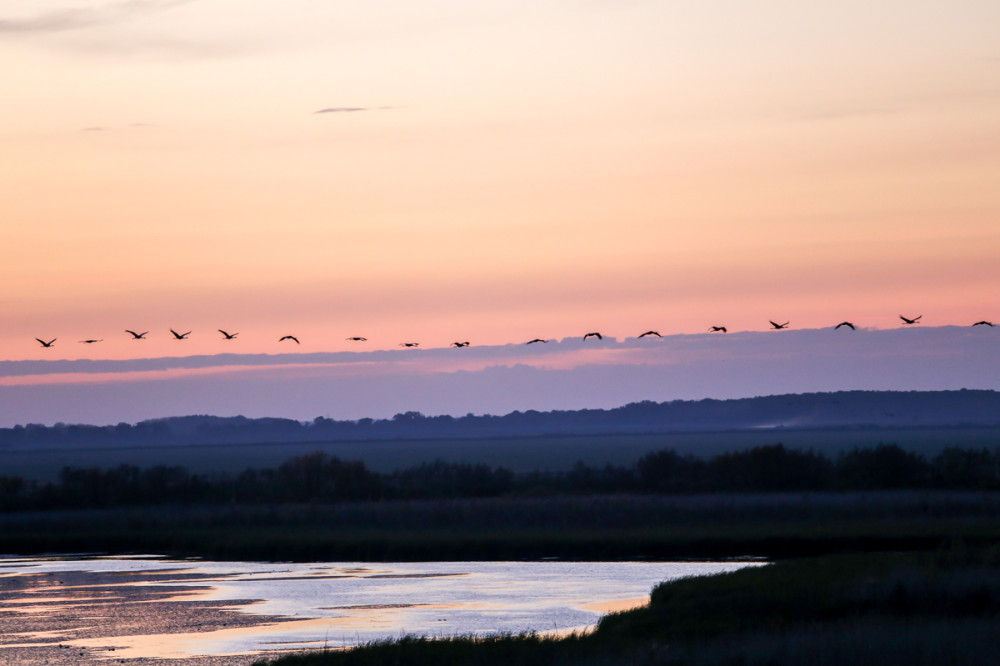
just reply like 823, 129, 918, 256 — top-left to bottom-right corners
526, 338, 549, 344
399, 342, 419, 348
218, 330, 239, 340
972, 321, 994, 327
125, 330, 148, 339
583, 332, 603, 340
36, 338, 56, 348
769, 321, 789, 330
346, 337, 367, 341
638, 331, 662, 338
451, 341, 470, 347
899, 315, 922, 325
279, 335, 300, 344
78, 339, 103, 344
170, 329, 191, 340
835, 322, 856, 330
708, 326, 727, 333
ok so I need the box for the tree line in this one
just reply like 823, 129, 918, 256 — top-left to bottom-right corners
3, 391, 999, 449
2, 444, 1000, 512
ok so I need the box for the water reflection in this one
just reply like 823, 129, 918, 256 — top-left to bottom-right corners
0, 556, 760, 662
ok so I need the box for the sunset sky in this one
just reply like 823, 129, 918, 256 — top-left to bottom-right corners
3, 1, 999, 423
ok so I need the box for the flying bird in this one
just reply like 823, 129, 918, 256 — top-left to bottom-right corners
78, 339, 103, 344
638, 331, 662, 338
769, 321, 789, 330
451, 341, 470, 347
708, 326, 727, 333
583, 332, 603, 340
834, 322, 856, 330
972, 321, 994, 327
346, 337, 367, 341
399, 342, 420, 348
36, 338, 56, 348
899, 315, 922, 325
125, 330, 148, 339
170, 329, 191, 340
218, 330, 239, 340
279, 335, 300, 344
526, 338, 549, 344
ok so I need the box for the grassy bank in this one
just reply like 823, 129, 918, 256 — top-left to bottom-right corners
253, 545, 1000, 665
3, 491, 1000, 561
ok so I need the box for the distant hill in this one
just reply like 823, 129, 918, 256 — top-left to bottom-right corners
1, 390, 998, 450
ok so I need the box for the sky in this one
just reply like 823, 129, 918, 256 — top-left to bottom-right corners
2, 327, 998, 427
3, 1, 999, 424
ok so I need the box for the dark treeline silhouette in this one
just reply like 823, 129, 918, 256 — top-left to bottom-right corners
2, 390, 999, 449
3, 444, 1000, 512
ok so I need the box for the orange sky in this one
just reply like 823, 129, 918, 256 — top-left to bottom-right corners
3, 0, 999, 362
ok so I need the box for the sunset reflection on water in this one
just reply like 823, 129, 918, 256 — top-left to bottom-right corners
0, 556, 760, 662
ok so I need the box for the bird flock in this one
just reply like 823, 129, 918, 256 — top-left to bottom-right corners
29, 315, 996, 350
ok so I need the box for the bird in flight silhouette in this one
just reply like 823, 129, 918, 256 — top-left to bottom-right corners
899, 315, 922, 325
218, 330, 238, 340
972, 321, 994, 327
170, 329, 191, 340
279, 335, 300, 344
638, 331, 662, 338
769, 321, 789, 330
583, 332, 603, 340
346, 337, 367, 341
835, 322, 856, 330
526, 338, 549, 344
36, 338, 56, 348
399, 342, 419, 348
126, 330, 148, 339
709, 326, 727, 333
451, 341, 470, 347
78, 339, 103, 344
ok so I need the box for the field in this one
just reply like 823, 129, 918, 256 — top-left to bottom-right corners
3, 427, 1000, 664
3, 490, 999, 562
2, 425, 997, 481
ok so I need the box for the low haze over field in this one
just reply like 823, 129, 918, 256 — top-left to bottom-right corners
2, 326, 997, 426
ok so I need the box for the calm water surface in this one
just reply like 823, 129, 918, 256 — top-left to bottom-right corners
0, 556, 761, 661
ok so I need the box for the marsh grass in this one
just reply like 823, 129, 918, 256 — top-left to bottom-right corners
3, 492, 1000, 560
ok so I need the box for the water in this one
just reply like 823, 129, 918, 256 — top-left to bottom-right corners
0, 556, 761, 661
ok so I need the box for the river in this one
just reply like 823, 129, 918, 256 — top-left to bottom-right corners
0, 555, 761, 663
